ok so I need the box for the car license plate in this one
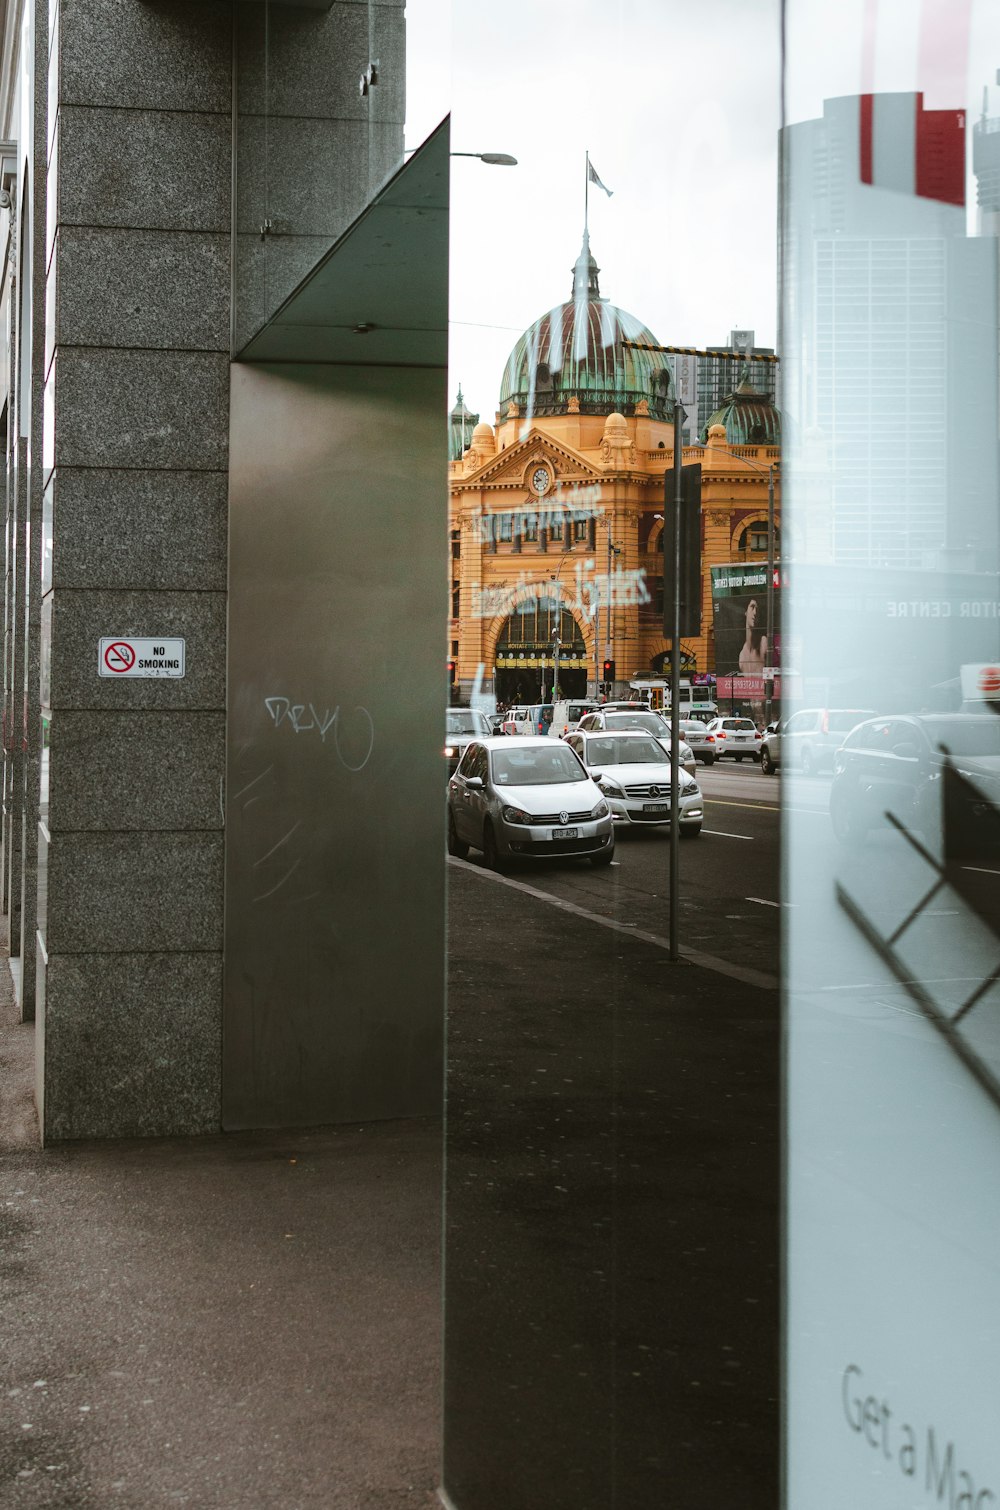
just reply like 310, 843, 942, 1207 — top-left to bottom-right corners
643, 803, 669, 813
552, 826, 579, 839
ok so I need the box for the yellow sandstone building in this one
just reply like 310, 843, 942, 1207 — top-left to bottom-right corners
448, 237, 781, 706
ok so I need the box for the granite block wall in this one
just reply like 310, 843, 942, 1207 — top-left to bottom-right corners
39, 0, 232, 1139
233, 0, 405, 350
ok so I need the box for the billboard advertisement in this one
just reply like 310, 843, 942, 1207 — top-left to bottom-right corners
711, 563, 781, 702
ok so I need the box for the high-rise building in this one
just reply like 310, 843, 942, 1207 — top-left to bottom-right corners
782, 91, 997, 570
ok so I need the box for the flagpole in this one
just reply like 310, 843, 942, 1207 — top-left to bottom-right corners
585, 150, 589, 234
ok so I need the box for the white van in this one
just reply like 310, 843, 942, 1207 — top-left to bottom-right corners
548, 699, 600, 738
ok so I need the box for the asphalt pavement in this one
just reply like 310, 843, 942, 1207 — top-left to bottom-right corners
443, 765, 784, 1510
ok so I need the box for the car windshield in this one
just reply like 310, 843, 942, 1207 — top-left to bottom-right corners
447, 710, 489, 736
603, 711, 667, 735
585, 736, 667, 766
922, 719, 1000, 757
491, 746, 586, 786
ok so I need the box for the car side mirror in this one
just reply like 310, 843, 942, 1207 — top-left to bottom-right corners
465, 776, 484, 789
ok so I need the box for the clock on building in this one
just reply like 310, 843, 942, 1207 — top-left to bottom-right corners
531, 466, 551, 495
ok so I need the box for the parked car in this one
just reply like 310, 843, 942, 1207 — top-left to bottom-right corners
760, 720, 781, 775
447, 736, 614, 868
549, 699, 600, 738
678, 718, 718, 766
576, 708, 697, 777
501, 703, 555, 737
783, 707, 877, 776
564, 729, 703, 836
445, 707, 494, 774
704, 716, 762, 762
829, 713, 1000, 853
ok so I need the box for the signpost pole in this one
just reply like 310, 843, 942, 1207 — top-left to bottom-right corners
765, 464, 775, 725
669, 403, 683, 963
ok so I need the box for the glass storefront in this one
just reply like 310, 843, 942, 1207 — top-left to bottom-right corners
783, 2, 1000, 1503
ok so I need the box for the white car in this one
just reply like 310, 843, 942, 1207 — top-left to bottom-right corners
445, 707, 493, 775
447, 736, 614, 868
548, 699, 600, 738
575, 708, 697, 777
564, 729, 703, 836
705, 716, 762, 761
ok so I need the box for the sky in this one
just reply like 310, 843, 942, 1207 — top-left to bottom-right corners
405, 0, 782, 424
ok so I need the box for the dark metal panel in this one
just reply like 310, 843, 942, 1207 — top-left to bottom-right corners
236, 119, 448, 366
223, 362, 446, 1128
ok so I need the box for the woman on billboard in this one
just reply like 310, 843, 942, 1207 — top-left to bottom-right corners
739, 597, 768, 677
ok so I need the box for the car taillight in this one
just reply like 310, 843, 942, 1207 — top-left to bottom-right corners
705, 734, 715, 743
717, 730, 726, 738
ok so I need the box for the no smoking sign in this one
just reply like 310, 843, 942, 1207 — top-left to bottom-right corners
98, 637, 186, 679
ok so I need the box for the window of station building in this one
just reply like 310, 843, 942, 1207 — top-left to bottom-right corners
573, 519, 588, 542
451, 529, 461, 560
452, 580, 460, 618
739, 523, 778, 552
523, 515, 538, 542
498, 514, 513, 542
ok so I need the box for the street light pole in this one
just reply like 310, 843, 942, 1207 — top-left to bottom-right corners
765, 464, 775, 725
606, 522, 614, 694
668, 402, 683, 963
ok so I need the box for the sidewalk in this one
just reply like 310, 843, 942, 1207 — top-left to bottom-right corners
0, 954, 442, 1509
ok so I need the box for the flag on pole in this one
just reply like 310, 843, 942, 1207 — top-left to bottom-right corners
588, 161, 613, 198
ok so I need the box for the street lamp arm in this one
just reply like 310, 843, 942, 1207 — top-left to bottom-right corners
450, 151, 518, 165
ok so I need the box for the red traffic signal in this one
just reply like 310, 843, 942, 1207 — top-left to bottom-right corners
602, 659, 616, 681
447, 659, 456, 683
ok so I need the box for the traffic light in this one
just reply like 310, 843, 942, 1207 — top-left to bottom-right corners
447, 658, 456, 685
602, 658, 616, 682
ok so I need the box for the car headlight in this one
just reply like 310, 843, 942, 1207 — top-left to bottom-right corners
599, 777, 624, 798
444, 745, 457, 758
502, 805, 532, 824
591, 799, 610, 819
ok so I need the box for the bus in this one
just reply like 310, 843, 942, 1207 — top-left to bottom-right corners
628, 678, 718, 721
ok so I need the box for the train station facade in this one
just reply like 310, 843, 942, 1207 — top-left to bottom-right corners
448, 240, 781, 706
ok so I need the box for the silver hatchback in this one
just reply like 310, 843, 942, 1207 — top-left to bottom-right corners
447, 736, 614, 869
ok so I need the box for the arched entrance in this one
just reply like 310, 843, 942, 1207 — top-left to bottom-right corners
493, 600, 589, 704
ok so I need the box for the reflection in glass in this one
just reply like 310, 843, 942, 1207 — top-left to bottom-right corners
445, 4, 781, 1506
783, 2, 1000, 1504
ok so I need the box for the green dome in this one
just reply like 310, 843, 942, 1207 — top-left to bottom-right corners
701, 366, 781, 446
498, 235, 674, 421
449, 384, 479, 461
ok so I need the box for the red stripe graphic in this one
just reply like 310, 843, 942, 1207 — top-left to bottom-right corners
858, 0, 970, 206
860, 94, 874, 186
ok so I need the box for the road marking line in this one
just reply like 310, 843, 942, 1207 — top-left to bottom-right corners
962, 865, 1000, 876
703, 828, 753, 840
705, 798, 779, 812
706, 797, 827, 817
745, 896, 795, 908
448, 858, 779, 991
819, 976, 984, 992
